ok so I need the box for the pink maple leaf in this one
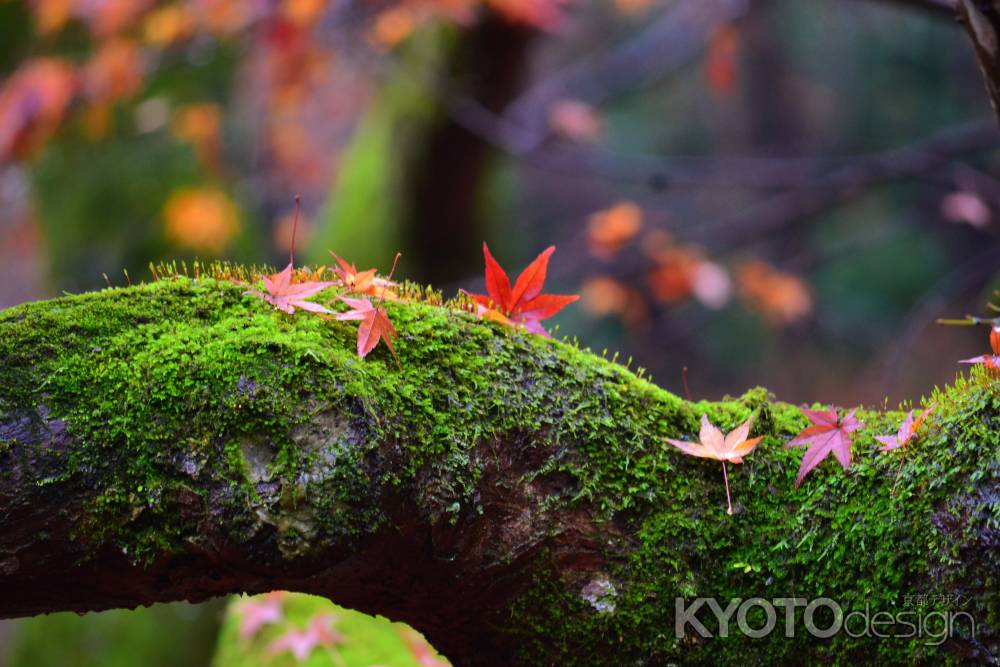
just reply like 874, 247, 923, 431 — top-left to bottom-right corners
875, 404, 933, 452
266, 614, 345, 663
245, 263, 334, 314
786, 407, 863, 489
402, 629, 450, 667
236, 591, 286, 641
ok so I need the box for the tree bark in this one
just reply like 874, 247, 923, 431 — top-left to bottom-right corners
960, 0, 1000, 128
0, 277, 996, 665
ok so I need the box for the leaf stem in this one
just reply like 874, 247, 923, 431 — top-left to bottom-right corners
722, 461, 733, 515
290, 195, 300, 267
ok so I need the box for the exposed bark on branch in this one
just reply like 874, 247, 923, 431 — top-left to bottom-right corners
0, 278, 997, 665
961, 0, 1000, 128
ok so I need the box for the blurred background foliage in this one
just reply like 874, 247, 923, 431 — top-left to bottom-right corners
1, 0, 999, 664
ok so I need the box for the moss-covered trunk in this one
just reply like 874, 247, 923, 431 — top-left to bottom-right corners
0, 277, 996, 665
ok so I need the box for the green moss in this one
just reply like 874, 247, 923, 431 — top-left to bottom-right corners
506, 370, 999, 665
0, 276, 996, 665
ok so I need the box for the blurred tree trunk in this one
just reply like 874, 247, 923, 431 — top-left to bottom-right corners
313, 15, 534, 286
401, 15, 535, 287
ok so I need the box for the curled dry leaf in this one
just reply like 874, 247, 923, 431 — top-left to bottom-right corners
876, 402, 936, 494
875, 404, 935, 453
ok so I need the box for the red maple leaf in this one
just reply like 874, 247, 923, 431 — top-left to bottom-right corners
245, 263, 334, 314
333, 252, 401, 365
463, 243, 579, 336
335, 296, 399, 365
785, 407, 863, 489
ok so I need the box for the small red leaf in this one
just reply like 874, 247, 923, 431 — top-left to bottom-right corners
786, 407, 862, 489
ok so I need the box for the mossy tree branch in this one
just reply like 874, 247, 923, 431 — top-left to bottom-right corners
0, 278, 997, 665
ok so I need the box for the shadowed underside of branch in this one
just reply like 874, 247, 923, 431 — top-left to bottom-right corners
0, 277, 997, 665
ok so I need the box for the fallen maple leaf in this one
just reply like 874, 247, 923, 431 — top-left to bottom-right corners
245, 263, 334, 314
246, 197, 334, 314
235, 591, 286, 641
875, 404, 934, 452
877, 403, 936, 494
666, 414, 762, 515
786, 407, 863, 489
463, 243, 578, 336
266, 614, 345, 663
333, 252, 402, 366
958, 324, 1000, 372
336, 296, 399, 364
329, 250, 397, 298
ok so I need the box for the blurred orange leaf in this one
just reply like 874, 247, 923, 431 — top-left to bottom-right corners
144, 5, 196, 47
737, 260, 811, 325
163, 187, 240, 253
647, 247, 700, 304
587, 201, 642, 258
82, 38, 145, 104
369, 6, 418, 48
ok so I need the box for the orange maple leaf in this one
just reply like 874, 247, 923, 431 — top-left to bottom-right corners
332, 252, 402, 366
667, 414, 762, 515
329, 250, 397, 299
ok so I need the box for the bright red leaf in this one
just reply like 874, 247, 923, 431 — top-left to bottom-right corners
336, 296, 400, 366
785, 407, 863, 489
333, 252, 401, 365
463, 242, 579, 336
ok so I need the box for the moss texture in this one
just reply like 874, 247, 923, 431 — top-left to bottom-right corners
0, 275, 997, 665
